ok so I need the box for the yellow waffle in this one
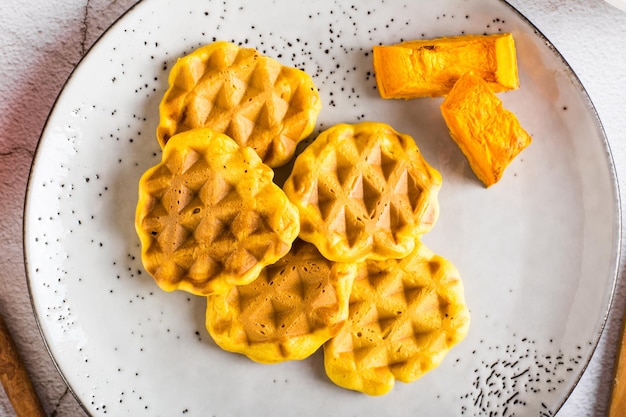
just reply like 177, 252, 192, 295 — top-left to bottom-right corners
323, 241, 470, 395
282, 122, 442, 263
135, 128, 300, 296
157, 41, 322, 167
206, 239, 356, 364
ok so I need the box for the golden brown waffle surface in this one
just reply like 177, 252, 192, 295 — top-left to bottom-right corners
323, 241, 470, 396
206, 239, 356, 364
283, 122, 442, 263
135, 128, 300, 296
131, 32, 477, 395
157, 41, 322, 168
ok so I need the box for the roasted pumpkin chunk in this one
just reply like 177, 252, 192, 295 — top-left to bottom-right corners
440, 72, 532, 187
373, 33, 519, 99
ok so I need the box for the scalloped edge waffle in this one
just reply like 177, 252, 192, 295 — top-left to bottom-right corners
206, 239, 356, 364
135, 128, 300, 296
323, 240, 470, 395
157, 41, 322, 167
282, 122, 442, 263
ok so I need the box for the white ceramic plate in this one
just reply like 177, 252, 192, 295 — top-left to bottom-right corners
24, 0, 621, 415
605, 0, 626, 12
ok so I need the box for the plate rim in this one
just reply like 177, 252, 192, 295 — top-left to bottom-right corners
21, 1, 147, 414
500, 0, 623, 412
22, 0, 623, 415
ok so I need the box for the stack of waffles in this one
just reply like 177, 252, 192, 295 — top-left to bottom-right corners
135, 41, 470, 396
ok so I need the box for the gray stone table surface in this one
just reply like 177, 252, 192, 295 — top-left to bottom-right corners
1, 0, 626, 415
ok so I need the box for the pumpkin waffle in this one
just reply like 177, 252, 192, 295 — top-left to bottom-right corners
206, 239, 356, 364
157, 41, 322, 167
323, 241, 470, 395
282, 122, 442, 263
135, 128, 300, 296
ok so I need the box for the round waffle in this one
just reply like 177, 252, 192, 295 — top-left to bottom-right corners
135, 128, 300, 296
157, 41, 322, 168
282, 122, 442, 263
206, 239, 356, 364
323, 241, 470, 395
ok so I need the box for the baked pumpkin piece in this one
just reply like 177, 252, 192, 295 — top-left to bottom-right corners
283, 122, 442, 263
440, 72, 532, 187
323, 240, 470, 396
373, 33, 519, 99
157, 41, 322, 167
206, 239, 356, 364
135, 128, 300, 296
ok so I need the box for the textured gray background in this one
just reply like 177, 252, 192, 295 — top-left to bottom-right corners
1, 0, 625, 415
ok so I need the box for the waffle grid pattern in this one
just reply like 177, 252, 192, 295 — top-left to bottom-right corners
207, 240, 355, 363
284, 122, 442, 262
324, 242, 470, 395
136, 129, 299, 295
158, 41, 321, 167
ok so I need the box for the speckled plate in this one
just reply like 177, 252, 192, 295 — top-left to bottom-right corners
24, 0, 621, 416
